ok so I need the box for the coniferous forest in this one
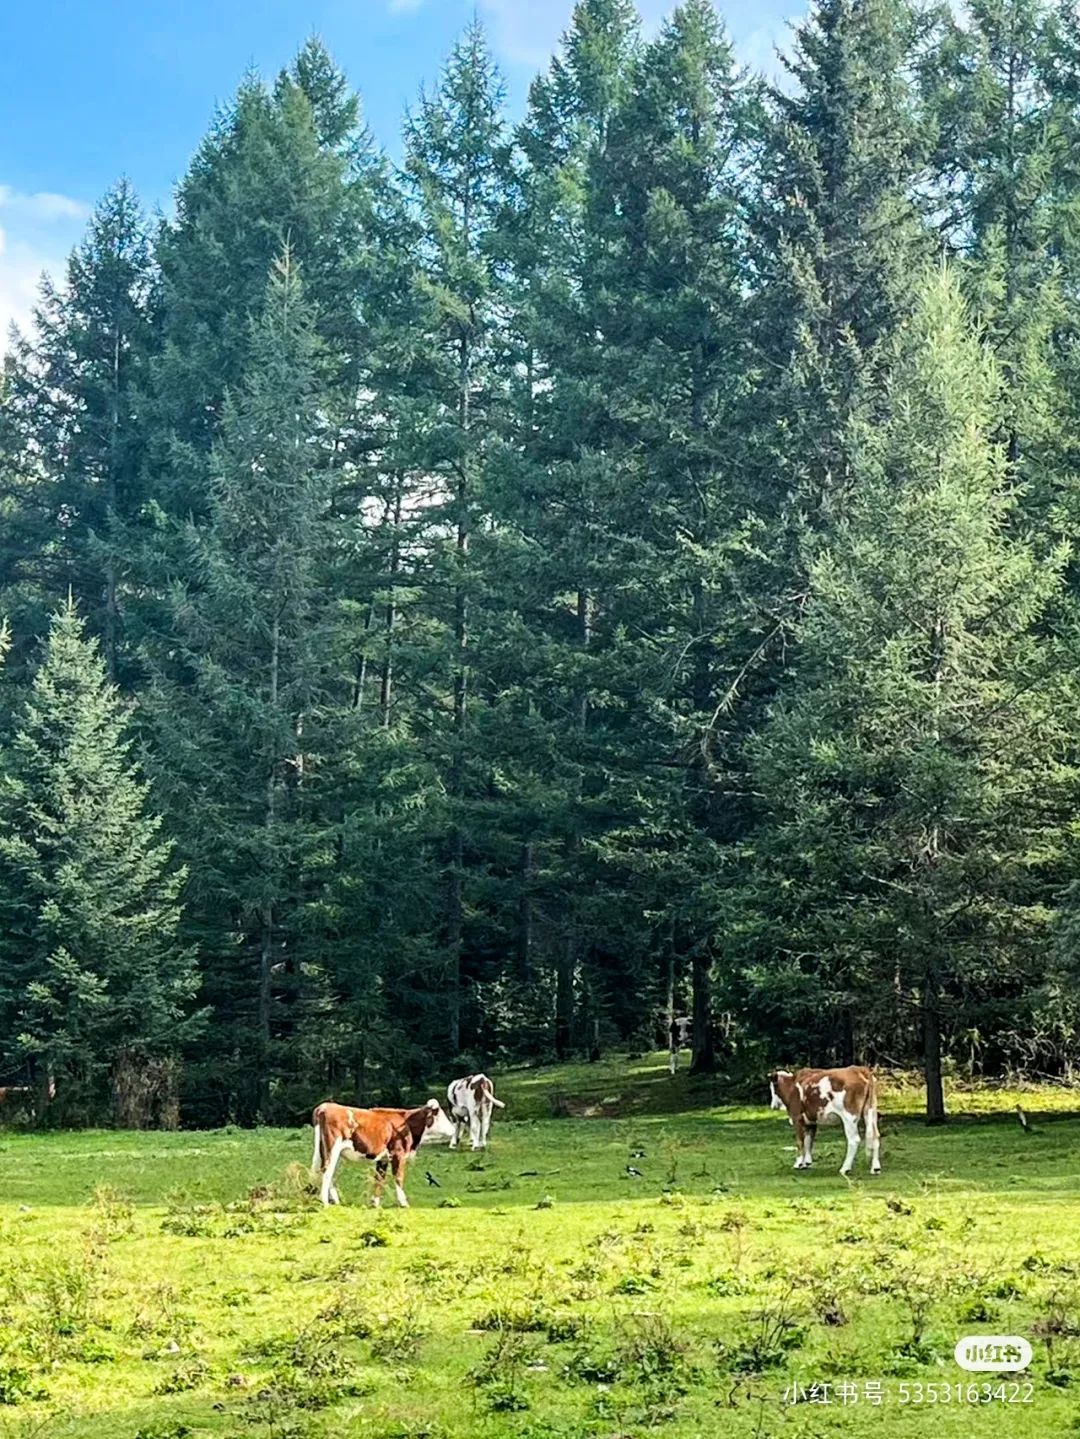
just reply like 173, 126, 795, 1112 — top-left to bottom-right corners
3, 0, 1080, 1128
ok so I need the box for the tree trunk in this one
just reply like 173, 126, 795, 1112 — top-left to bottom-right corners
104, 324, 122, 682
689, 949, 716, 1074
447, 835, 463, 1056
838, 1007, 855, 1066
518, 842, 534, 981
257, 616, 280, 1120
380, 481, 403, 727
923, 964, 946, 1125
555, 932, 575, 1060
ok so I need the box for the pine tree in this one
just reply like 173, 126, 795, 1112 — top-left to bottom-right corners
401, 22, 507, 1054
556, 0, 760, 1070
0, 602, 197, 1122
147, 254, 334, 1122
750, 0, 936, 538
2, 181, 154, 684
750, 265, 1071, 1121
926, 0, 1070, 505
492, 0, 642, 1058
148, 40, 377, 518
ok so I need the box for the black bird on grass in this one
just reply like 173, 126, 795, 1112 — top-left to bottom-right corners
625, 1165, 643, 1179
426, 1170, 441, 1187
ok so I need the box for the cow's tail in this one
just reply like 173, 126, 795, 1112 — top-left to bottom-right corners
311, 1103, 328, 1172
490, 1096, 505, 1109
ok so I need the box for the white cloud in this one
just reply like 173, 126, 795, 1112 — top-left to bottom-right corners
0, 185, 88, 351
0, 185, 90, 225
0, 225, 62, 346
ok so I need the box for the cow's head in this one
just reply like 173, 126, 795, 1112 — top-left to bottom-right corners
419, 1098, 456, 1145
768, 1071, 791, 1111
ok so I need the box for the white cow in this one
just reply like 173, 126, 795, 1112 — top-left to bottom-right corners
446, 1073, 505, 1150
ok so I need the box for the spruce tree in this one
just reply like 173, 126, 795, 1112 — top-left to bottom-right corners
0, 602, 197, 1122
575, 0, 759, 1070
750, 265, 1070, 1121
147, 254, 333, 1122
148, 40, 378, 519
401, 22, 507, 1054
493, 0, 641, 1058
2, 181, 154, 684
753, 0, 934, 509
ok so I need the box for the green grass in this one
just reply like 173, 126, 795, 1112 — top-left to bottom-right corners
0, 1055, 1078, 1438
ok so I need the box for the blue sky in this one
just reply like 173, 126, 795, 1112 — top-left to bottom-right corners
0, 0, 801, 340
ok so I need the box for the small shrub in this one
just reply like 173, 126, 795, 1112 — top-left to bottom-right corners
722, 1285, 808, 1374
473, 1301, 550, 1333
468, 1331, 536, 1413
368, 1300, 429, 1362
154, 1359, 209, 1395
611, 1273, 655, 1296
0, 1361, 48, 1405
87, 1184, 135, 1242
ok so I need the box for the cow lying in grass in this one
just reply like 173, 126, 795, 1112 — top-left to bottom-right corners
769, 1066, 882, 1176
446, 1073, 504, 1150
311, 1099, 455, 1207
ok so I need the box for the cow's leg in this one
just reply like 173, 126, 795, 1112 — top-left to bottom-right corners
391, 1151, 410, 1208
481, 1102, 492, 1148
449, 1114, 464, 1149
793, 1113, 807, 1168
469, 1107, 483, 1150
803, 1120, 817, 1167
371, 1158, 389, 1208
839, 1110, 861, 1176
320, 1137, 347, 1205
311, 1122, 321, 1176
865, 1106, 882, 1174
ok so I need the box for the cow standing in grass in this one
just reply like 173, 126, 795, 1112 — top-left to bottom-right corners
769, 1066, 882, 1176
311, 1099, 455, 1206
446, 1074, 504, 1150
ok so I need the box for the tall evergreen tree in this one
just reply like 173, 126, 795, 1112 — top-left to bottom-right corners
492, 0, 642, 1058
753, 0, 934, 509
147, 254, 334, 1122
575, 0, 759, 1070
2, 181, 154, 683
401, 23, 507, 1054
926, 0, 1071, 506
0, 602, 197, 1122
148, 39, 378, 519
750, 266, 1071, 1120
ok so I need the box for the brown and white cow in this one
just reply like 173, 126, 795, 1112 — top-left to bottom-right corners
310, 1099, 455, 1207
769, 1066, 881, 1176
446, 1073, 504, 1151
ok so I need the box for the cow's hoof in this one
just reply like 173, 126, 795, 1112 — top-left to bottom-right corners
871, 1166, 882, 1175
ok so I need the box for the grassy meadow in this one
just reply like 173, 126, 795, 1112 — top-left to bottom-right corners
0, 1056, 1078, 1438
